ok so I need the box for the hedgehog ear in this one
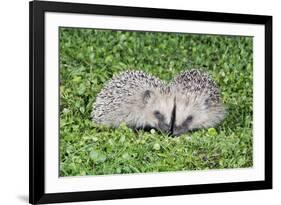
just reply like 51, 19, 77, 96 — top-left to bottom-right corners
143, 90, 154, 104
204, 98, 211, 108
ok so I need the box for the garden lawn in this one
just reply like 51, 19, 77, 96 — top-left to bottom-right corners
59, 28, 253, 176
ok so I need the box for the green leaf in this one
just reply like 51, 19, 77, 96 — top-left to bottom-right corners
153, 143, 161, 151
150, 129, 156, 134
90, 150, 107, 163
72, 76, 82, 83
208, 128, 218, 137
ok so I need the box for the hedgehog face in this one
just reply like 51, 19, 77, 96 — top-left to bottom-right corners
172, 92, 225, 136
141, 90, 175, 134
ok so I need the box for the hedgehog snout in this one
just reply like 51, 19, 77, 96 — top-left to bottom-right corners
157, 121, 172, 134
172, 128, 187, 137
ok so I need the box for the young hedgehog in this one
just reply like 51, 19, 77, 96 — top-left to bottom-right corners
170, 69, 226, 136
92, 70, 175, 133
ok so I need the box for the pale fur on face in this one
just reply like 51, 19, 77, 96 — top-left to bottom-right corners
142, 90, 175, 132
109, 88, 175, 132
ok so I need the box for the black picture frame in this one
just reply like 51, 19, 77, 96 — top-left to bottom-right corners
29, 0, 272, 204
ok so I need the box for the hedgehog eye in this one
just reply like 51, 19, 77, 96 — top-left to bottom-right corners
204, 98, 211, 108
185, 115, 193, 123
154, 111, 164, 120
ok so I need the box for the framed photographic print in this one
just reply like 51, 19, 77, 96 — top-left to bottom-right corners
29, 0, 272, 204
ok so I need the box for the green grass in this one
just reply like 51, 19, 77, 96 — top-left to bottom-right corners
59, 28, 253, 176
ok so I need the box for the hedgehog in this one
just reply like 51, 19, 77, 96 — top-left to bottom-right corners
169, 69, 226, 136
92, 70, 175, 133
